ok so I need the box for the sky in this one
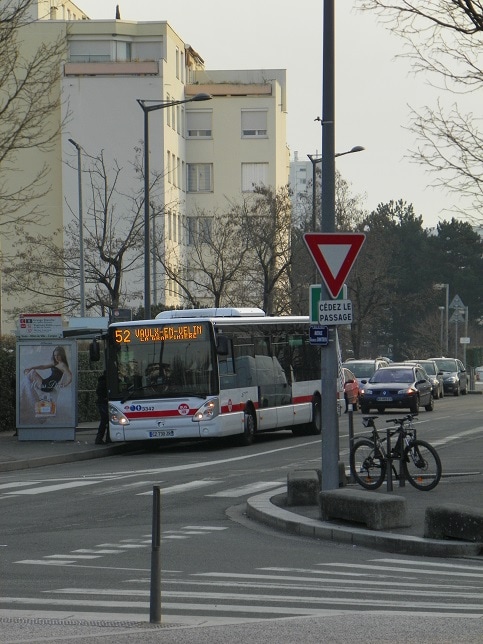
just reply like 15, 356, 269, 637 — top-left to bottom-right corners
76, 0, 459, 230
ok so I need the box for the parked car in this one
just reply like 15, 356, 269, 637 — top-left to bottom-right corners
405, 359, 444, 399
430, 357, 468, 396
342, 367, 360, 412
341, 358, 389, 383
359, 364, 434, 414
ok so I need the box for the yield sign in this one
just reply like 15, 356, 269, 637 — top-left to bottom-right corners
304, 232, 365, 298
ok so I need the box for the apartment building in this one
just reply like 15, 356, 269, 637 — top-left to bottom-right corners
0, 1, 289, 332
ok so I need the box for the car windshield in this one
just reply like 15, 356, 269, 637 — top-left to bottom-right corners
370, 369, 413, 383
420, 362, 436, 375
434, 359, 457, 372
344, 363, 374, 378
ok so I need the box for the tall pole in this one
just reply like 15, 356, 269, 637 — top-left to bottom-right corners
143, 107, 151, 319
444, 284, 449, 355
137, 93, 211, 320
68, 139, 85, 317
320, 0, 338, 491
438, 306, 445, 357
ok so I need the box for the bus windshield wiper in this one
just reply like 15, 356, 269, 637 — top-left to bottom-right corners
120, 385, 155, 404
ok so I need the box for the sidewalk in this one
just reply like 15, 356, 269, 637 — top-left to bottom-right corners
0, 425, 131, 472
1, 428, 482, 557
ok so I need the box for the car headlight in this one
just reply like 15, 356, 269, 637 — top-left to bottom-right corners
361, 388, 372, 395
398, 387, 416, 395
446, 376, 458, 383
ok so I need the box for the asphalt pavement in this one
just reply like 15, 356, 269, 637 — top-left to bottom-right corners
1, 423, 481, 559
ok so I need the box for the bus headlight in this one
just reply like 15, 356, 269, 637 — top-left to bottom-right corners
192, 398, 219, 422
109, 404, 130, 426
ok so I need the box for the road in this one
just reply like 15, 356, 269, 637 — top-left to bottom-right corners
0, 394, 482, 642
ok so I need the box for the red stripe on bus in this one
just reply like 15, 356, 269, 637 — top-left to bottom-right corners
125, 410, 195, 419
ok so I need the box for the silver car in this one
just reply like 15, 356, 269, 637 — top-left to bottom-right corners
430, 358, 468, 396
406, 360, 444, 399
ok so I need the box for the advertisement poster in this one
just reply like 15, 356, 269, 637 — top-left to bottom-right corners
17, 341, 77, 429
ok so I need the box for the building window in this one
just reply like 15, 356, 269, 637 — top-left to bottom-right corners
69, 40, 111, 62
176, 47, 180, 79
186, 110, 212, 138
166, 94, 171, 127
242, 163, 268, 191
187, 216, 213, 245
187, 164, 213, 192
241, 109, 268, 138
133, 41, 163, 61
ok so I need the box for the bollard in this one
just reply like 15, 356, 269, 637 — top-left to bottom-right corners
150, 485, 161, 623
347, 404, 355, 483
386, 428, 393, 492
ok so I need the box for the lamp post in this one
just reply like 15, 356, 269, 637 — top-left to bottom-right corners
438, 306, 445, 357
137, 93, 212, 319
68, 138, 85, 317
307, 146, 364, 232
435, 283, 449, 355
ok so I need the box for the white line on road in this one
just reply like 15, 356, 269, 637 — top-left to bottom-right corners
207, 481, 283, 497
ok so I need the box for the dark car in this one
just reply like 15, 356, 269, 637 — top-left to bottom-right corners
359, 365, 434, 414
430, 357, 468, 396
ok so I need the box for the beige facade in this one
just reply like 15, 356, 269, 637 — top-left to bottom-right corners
0, 1, 289, 332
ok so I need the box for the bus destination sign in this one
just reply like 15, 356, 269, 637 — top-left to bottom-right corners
114, 324, 204, 344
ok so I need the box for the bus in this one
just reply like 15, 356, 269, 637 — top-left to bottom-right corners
106, 308, 321, 445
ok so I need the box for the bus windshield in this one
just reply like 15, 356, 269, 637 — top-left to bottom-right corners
107, 321, 217, 399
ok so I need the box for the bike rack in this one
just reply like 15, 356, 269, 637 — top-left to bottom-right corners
386, 428, 405, 491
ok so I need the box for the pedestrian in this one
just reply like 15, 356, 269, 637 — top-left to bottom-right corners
95, 370, 111, 445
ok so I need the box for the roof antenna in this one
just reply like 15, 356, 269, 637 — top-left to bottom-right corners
116, 5, 121, 19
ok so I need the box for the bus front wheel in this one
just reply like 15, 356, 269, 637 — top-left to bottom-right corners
238, 408, 256, 446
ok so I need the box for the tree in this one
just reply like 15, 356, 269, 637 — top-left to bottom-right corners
429, 217, 483, 322
240, 185, 293, 315
359, 0, 483, 222
0, 0, 66, 229
2, 150, 146, 317
348, 200, 435, 359
155, 204, 250, 309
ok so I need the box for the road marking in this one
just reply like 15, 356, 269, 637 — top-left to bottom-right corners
3, 480, 101, 495
137, 479, 220, 495
207, 481, 283, 497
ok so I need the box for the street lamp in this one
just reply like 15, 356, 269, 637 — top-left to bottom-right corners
438, 306, 445, 357
434, 283, 449, 355
307, 146, 364, 231
137, 92, 212, 318
68, 138, 86, 317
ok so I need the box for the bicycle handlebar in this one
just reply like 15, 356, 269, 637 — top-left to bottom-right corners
385, 414, 416, 425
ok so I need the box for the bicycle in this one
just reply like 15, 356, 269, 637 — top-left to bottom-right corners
349, 414, 442, 491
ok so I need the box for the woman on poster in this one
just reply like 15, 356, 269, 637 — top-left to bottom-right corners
24, 346, 72, 392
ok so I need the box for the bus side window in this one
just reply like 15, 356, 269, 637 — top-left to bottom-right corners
218, 336, 235, 388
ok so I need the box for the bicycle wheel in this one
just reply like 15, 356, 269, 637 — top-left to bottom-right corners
350, 438, 386, 490
403, 439, 442, 491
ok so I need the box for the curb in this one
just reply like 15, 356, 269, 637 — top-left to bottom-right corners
0, 444, 133, 473
246, 487, 483, 558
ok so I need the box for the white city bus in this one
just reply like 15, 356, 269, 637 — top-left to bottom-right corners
107, 308, 321, 445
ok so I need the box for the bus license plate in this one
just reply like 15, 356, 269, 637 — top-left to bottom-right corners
149, 430, 175, 438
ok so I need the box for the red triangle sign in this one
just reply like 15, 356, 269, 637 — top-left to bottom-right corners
304, 233, 365, 298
